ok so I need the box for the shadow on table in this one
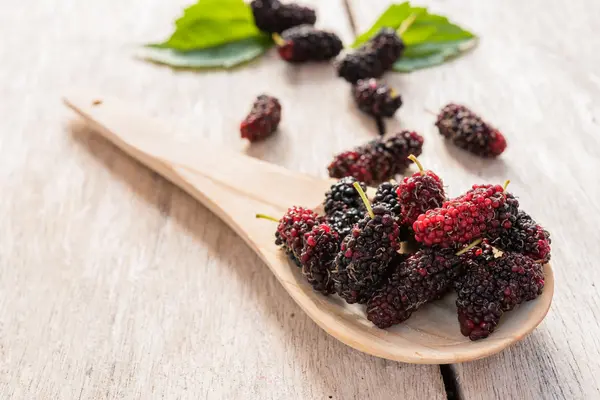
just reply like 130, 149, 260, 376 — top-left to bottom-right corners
68, 120, 432, 398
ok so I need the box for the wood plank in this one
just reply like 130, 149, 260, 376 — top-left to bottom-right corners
0, 0, 446, 398
344, 0, 600, 398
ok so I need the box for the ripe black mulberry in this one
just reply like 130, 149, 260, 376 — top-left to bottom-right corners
327, 130, 424, 185
489, 210, 551, 262
352, 79, 403, 118
336, 28, 405, 83
300, 223, 339, 295
327, 208, 364, 239
276, 25, 343, 63
436, 104, 507, 157
240, 94, 281, 142
323, 177, 367, 215
251, 0, 316, 34
332, 205, 401, 304
455, 251, 545, 340
373, 182, 401, 217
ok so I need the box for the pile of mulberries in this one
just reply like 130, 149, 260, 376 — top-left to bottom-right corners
260, 173, 549, 341
336, 28, 405, 83
436, 104, 507, 157
276, 25, 343, 63
328, 130, 424, 185
251, 0, 316, 34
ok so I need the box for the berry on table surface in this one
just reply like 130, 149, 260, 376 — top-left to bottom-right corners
300, 223, 339, 295
352, 79, 403, 118
489, 210, 551, 262
455, 250, 545, 340
323, 177, 366, 215
336, 28, 405, 83
250, 0, 316, 34
258, 206, 324, 265
396, 155, 446, 227
275, 25, 343, 63
332, 184, 401, 304
436, 103, 507, 157
240, 94, 281, 142
327, 130, 424, 185
413, 182, 510, 248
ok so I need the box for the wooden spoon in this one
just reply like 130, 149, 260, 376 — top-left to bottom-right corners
63, 91, 554, 364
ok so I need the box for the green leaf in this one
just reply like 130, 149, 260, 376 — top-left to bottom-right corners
150, 0, 263, 51
393, 39, 477, 72
350, 2, 477, 72
138, 36, 273, 69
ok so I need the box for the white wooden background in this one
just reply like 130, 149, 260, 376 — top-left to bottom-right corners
1, 0, 599, 399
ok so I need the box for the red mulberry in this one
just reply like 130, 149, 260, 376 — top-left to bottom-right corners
336, 28, 405, 83
436, 104, 507, 157
240, 95, 281, 142
413, 183, 509, 247
328, 131, 424, 185
269, 206, 324, 265
251, 0, 316, 34
397, 156, 446, 227
455, 251, 545, 340
352, 79, 402, 118
300, 223, 339, 295
276, 25, 342, 63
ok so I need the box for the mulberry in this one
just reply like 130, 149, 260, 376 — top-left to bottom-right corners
276, 25, 343, 63
332, 184, 401, 304
373, 182, 401, 217
396, 155, 446, 227
455, 251, 545, 340
327, 208, 364, 238
323, 177, 366, 215
251, 0, 316, 34
300, 223, 339, 295
413, 183, 510, 247
352, 79, 402, 118
327, 130, 424, 185
489, 211, 551, 262
264, 206, 324, 265
436, 104, 507, 157
240, 95, 281, 142
367, 246, 470, 328
336, 28, 405, 83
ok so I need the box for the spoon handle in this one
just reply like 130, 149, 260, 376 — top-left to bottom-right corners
63, 90, 332, 254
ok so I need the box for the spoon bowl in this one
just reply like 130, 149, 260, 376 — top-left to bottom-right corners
64, 91, 554, 364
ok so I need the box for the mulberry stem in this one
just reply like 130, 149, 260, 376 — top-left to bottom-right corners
456, 238, 483, 256
503, 180, 510, 191
397, 13, 418, 36
408, 154, 424, 176
272, 34, 285, 46
256, 213, 279, 223
353, 181, 375, 219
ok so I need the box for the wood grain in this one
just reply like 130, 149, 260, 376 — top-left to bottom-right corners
344, 0, 600, 398
0, 0, 448, 398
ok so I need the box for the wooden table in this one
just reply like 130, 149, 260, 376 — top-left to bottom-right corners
2, 0, 599, 398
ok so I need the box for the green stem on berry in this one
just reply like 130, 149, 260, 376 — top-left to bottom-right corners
353, 181, 375, 219
455, 238, 483, 256
503, 180, 511, 191
272, 33, 285, 46
408, 154, 424, 176
256, 213, 279, 223
534, 259, 546, 264
397, 13, 418, 36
